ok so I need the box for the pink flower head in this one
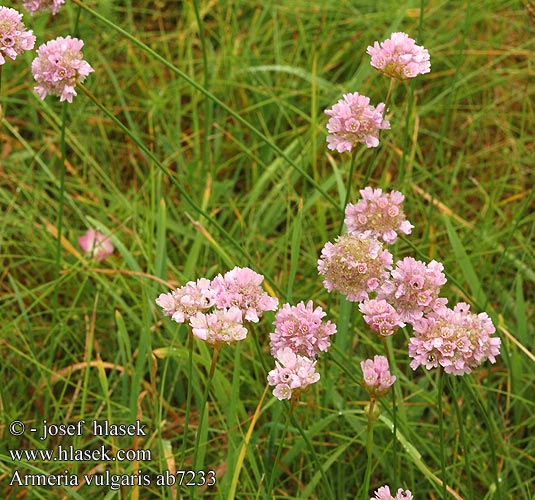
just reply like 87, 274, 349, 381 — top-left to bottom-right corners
318, 234, 393, 302
379, 257, 448, 323
189, 306, 247, 347
359, 298, 405, 336
267, 347, 320, 400
32, 36, 93, 103
270, 300, 337, 358
324, 92, 390, 152
345, 187, 413, 244
78, 229, 113, 262
371, 485, 413, 500
367, 32, 430, 80
0, 7, 36, 65
360, 355, 396, 397
211, 266, 278, 322
22, 0, 65, 16
155, 278, 215, 323
408, 302, 501, 375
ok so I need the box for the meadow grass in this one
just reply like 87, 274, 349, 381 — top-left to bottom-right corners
0, 0, 534, 499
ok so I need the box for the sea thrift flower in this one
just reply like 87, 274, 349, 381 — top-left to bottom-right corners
155, 278, 214, 323
78, 229, 113, 262
22, 0, 65, 16
211, 266, 278, 322
359, 298, 405, 336
360, 355, 396, 397
0, 7, 36, 65
367, 32, 430, 80
189, 306, 247, 346
324, 92, 390, 152
371, 485, 413, 500
318, 234, 392, 302
379, 257, 448, 323
408, 302, 501, 375
267, 347, 320, 400
32, 36, 93, 103
345, 187, 413, 244
270, 300, 337, 358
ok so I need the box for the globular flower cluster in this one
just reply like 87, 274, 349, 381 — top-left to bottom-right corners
359, 299, 405, 337
344, 187, 413, 244
270, 300, 337, 359
267, 347, 321, 401
32, 36, 93, 103
361, 355, 396, 398
378, 257, 448, 323
22, 0, 65, 16
367, 32, 430, 80
318, 234, 393, 302
78, 229, 114, 262
371, 485, 413, 500
0, 6, 36, 65
408, 302, 501, 375
324, 92, 390, 152
156, 266, 278, 347
211, 267, 279, 323
155, 278, 214, 323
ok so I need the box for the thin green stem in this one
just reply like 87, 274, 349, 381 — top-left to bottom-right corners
337, 150, 358, 233
363, 397, 376, 500
191, 345, 220, 500
179, 331, 195, 471
265, 400, 294, 499
52, 102, 68, 323
437, 369, 447, 500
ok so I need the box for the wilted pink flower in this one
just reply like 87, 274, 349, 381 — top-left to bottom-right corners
0, 7, 36, 65
345, 187, 413, 244
371, 485, 413, 500
270, 300, 337, 358
408, 302, 501, 375
22, 0, 65, 16
359, 299, 405, 336
189, 306, 247, 346
32, 36, 93, 103
324, 92, 390, 152
267, 347, 320, 400
155, 278, 214, 323
211, 266, 278, 322
367, 32, 430, 80
78, 229, 113, 262
360, 355, 396, 397
318, 234, 392, 302
378, 257, 448, 323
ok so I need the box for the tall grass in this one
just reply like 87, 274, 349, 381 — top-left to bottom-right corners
1, 0, 534, 499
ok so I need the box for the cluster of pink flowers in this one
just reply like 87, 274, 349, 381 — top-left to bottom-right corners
0, 7, 36, 65
325, 33, 430, 153
359, 299, 405, 337
408, 302, 501, 375
267, 300, 336, 400
367, 32, 430, 80
32, 36, 94, 103
267, 347, 321, 401
23, 0, 65, 16
345, 187, 413, 244
325, 92, 390, 152
156, 267, 278, 347
318, 234, 393, 302
361, 355, 396, 398
371, 485, 413, 500
78, 229, 114, 262
270, 300, 337, 358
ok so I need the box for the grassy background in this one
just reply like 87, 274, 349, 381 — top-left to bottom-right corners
1, 0, 534, 498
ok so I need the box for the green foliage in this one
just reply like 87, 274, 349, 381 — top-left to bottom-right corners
1, 0, 534, 498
